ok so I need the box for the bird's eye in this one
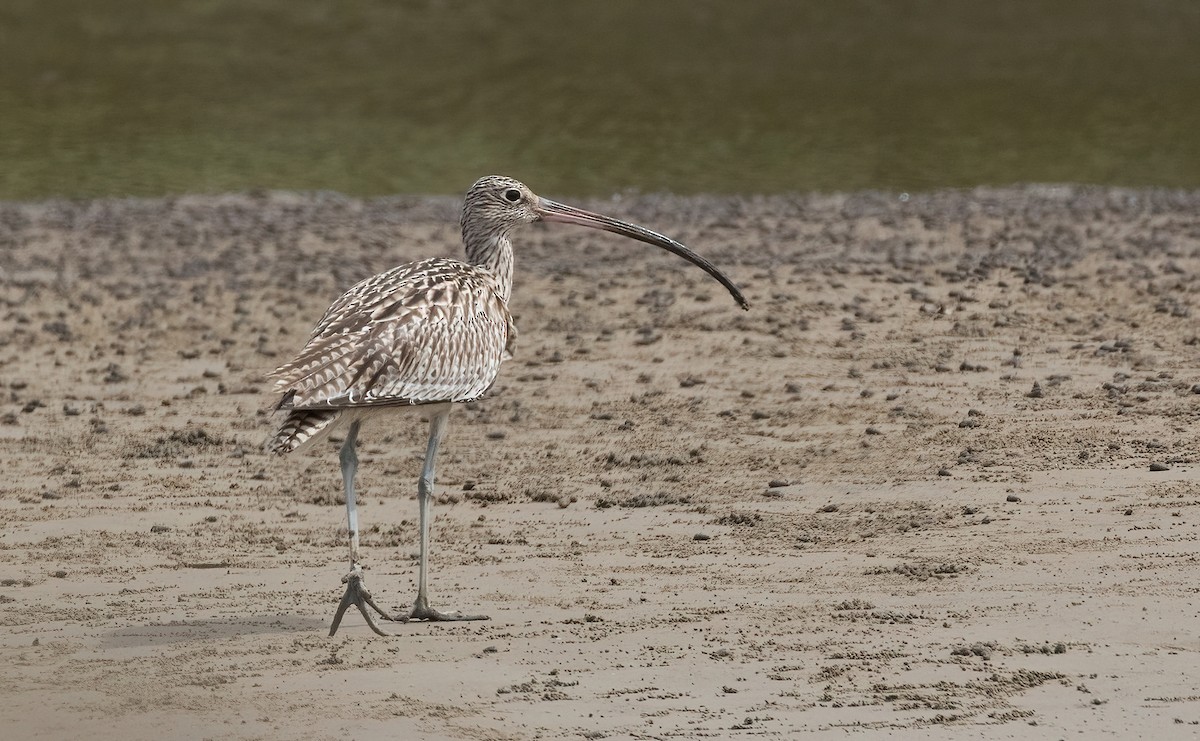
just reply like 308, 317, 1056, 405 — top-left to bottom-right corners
503, 188, 521, 203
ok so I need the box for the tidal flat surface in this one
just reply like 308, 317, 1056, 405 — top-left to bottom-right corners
1, 186, 1198, 737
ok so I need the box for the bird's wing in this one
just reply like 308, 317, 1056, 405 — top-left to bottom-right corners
269, 259, 513, 409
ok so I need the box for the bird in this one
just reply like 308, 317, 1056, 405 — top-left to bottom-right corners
266, 175, 748, 636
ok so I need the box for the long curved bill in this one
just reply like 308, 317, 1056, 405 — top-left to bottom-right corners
535, 198, 750, 310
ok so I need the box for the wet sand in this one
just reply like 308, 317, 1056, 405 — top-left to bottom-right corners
1, 186, 1199, 738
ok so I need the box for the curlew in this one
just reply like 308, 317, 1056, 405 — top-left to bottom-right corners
266, 175, 748, 636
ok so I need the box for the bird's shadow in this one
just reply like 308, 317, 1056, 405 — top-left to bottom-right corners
101, 614, 327, 648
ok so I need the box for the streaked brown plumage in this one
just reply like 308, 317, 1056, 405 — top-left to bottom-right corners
267, 175, 747, 636
267, 259, 516, 453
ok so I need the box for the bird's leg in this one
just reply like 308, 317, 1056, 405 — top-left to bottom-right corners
342, 419, 363, 567
329, 419, 396, 637
407, 410, 488, 622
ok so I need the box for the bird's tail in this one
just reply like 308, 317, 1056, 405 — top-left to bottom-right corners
265, 409, 340, 455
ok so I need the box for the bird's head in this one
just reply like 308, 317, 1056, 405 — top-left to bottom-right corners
461, 175, 541, 236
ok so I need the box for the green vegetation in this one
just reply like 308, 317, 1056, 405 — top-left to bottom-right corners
1, 0, 1197, 198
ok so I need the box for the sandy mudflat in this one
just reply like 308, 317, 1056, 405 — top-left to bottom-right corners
1, 186, 1198, 739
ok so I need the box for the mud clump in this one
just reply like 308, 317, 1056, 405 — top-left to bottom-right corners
132, 427, 230, 459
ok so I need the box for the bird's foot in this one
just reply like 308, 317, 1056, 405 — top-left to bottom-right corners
329, 565, 401, 637
405, 594, 489, 622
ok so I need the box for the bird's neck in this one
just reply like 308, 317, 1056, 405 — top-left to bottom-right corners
463, 231, 514, 303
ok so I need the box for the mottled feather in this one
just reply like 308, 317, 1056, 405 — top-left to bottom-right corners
265, 409, 340, 454
270, 258, 516, 411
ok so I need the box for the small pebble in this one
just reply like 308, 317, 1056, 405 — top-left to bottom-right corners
1149, 462, 1170, 472
1006, 494, 1021, 503
693, 533, 711, 541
